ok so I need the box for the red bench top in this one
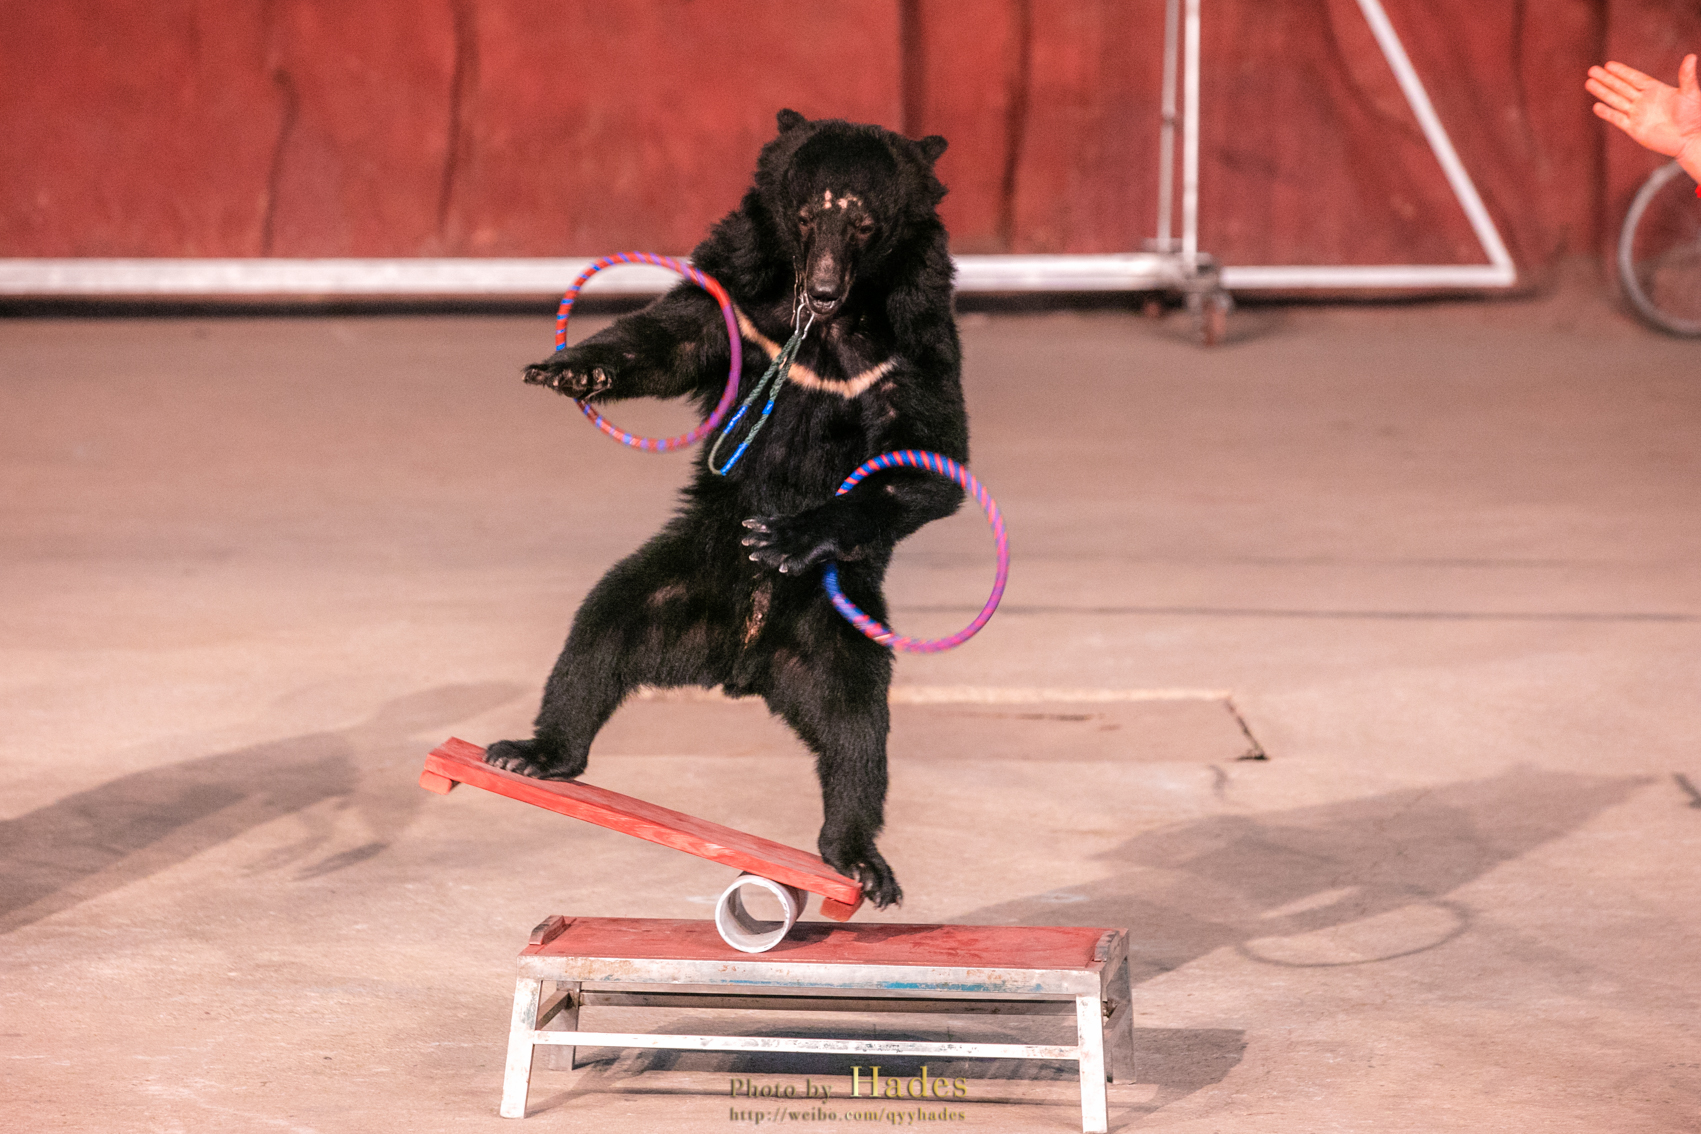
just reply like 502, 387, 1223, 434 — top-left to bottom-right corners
522, 916, 1117, 970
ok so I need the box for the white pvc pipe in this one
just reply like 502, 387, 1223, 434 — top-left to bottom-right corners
713, 873, 807, 953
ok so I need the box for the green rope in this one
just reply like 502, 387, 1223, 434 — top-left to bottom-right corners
707, 308, 813, 476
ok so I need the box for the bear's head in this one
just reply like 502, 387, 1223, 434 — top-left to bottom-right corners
754, 109, 949, 322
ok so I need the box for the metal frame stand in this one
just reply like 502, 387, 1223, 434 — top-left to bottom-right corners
1218, 0, 1517, 292
1143, 0, 1231, 342
500, 916, 1137, 1134
0, 0, 1515, 322
1128, 0, 1517, 341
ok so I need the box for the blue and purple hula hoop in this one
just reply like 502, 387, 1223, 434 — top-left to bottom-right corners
555, 253, 743, 452
822, 450, 1009, 654
554, 257, 1007, 651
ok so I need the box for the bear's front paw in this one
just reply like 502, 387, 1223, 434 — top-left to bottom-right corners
522, 343, 628, 400
484, 738, 587, 781
740, 512, 843, 575
820, 835, 903, 910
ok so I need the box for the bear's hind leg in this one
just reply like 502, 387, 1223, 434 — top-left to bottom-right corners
766, 641, 901, 909
484, 616, 628, 779
488, 561, 729, 780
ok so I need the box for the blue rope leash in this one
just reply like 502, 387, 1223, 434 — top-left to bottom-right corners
708, 303, 814, 476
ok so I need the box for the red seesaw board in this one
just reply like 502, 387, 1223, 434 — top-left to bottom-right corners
420, 738, 864, 920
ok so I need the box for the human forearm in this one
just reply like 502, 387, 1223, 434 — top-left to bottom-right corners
1678, 135, 1701, 184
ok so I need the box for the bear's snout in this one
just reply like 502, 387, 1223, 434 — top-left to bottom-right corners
805, 272, 845, 316
804, 248, 852, 317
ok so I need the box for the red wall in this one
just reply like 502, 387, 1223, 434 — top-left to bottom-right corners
2, 1, 1696, 278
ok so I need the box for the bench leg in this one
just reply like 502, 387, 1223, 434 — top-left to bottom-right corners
1100, 937, 1136, 1084
537, 981, 581, 1072
500, 977, 544, 1118
1076, 994, 1108, 1134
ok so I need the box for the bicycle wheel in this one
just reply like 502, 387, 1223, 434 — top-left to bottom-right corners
1618, 160, 1701, 336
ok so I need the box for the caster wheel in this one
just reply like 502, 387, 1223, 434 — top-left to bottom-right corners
1190, 289, 1233, 345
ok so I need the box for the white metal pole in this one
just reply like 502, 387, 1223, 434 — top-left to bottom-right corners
1181, 0, 1201, 270
1155, 0, 1181, 251
0, 254, 1518, 296
1352, 0, 1515, 282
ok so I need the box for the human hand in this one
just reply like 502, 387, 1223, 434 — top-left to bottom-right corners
1587, 54, 1701, 181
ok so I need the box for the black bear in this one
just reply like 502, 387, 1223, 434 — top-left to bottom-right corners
486, 110, 968, 909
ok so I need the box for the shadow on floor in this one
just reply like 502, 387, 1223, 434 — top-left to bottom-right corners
963, 765, 1651, 980
563, 1021, 1240, 1087
0, 681, 521, 934
524, 766, 1644, 1118
531, 1024, 1244, 1124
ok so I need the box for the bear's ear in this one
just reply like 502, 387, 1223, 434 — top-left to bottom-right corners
916, 134, 948, 165
776, 109, 809, 133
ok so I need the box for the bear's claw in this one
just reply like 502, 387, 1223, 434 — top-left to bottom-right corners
523, 362, 613, 400
484, 739, 587, 781
821, 837, 902, 909
524, 341, 628, 400
740, 513, 839, 575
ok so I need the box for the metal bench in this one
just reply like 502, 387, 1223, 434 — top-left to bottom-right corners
501, 915, 1136, 1133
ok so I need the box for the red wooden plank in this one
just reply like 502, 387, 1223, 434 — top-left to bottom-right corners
422, 738, 864, 911
528, 915, 572, 946
816, 896, 860, 923
523, 917, 1115, 970
418, 768, 457, 795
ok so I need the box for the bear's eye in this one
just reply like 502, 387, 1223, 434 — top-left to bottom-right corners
855, 218, 876, 237
797, 210, 813, 229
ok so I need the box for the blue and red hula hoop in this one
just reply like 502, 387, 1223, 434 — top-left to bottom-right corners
822, 451, 1009, 653
554, 255, 1008, 652
555, 253, 743, 451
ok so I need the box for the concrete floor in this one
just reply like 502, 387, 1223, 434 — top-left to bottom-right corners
2, 283, 1699, 1132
